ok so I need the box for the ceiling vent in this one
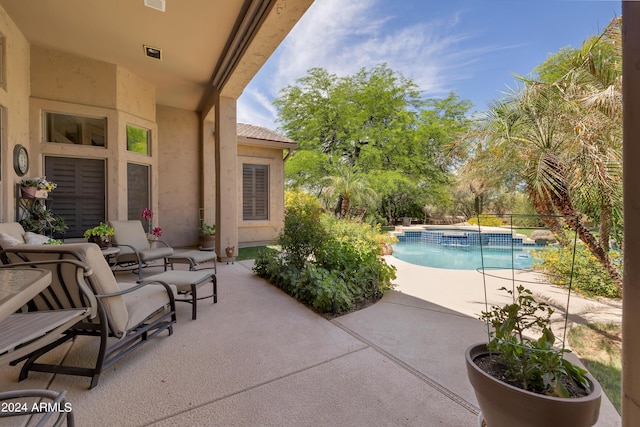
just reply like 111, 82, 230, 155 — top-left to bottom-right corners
144, 0, 165, 12
144, 45, 162, 60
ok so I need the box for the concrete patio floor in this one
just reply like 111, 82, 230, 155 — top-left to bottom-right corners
0, 254, 622, 426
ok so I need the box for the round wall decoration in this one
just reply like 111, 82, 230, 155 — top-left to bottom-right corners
13, 144, 29, 176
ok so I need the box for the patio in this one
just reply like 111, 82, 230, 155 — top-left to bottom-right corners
0, 255, 621, 426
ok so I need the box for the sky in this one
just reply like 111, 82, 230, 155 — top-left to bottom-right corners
237, 0, 621, 131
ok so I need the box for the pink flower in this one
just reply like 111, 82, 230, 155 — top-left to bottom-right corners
141, 208, 153, 221
152, 227, 163, 238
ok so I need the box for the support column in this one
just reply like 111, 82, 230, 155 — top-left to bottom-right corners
622, 2, 640, 425
214, 95, 238, 259
201, 118, 216, 229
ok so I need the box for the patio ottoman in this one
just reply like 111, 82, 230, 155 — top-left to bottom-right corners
166, 250, 217, 273
143, 270, 216, 320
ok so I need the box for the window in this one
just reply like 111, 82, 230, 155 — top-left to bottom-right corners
243, 164, 269, 220
127, 163, 150, 220
45, 157, 106, 238
44, 112, 107, 147
126, 124, 150, 155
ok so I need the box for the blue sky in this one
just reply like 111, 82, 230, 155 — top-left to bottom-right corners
237, 0, 621, 130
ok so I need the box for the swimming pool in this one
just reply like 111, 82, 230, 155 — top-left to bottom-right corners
392, 241, 541, 270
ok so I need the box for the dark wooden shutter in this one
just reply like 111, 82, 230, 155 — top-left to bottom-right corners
243, 164, 269, 220
127, 163, 150, 221
45, 157, 106, 238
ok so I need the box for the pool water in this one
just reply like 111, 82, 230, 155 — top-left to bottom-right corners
392, 241, 540, 270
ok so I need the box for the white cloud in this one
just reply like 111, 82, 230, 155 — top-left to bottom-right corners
238, 0, 519, 129
270, 0, 385, 93
237, 88, 280, 129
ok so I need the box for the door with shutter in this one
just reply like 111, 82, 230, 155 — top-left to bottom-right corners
45, 157, 106, 238
243, 164, 269, 220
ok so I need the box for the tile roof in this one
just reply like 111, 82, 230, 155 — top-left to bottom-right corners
237, 123, 295, 144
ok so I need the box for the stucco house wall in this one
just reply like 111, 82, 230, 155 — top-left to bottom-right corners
0, 3, 295, 251
28, 47, 161, 227
0, 6, 31, 223
157, 105, 201, 247
237, 144, 286, 245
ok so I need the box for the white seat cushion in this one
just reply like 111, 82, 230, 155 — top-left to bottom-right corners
0, 232, 22, 248
24, 232, 50, 245
120, 282, 175, 331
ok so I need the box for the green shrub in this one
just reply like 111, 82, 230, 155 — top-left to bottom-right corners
467, 214, 504, 227
532, 244, 621, 298
279, 191, 326, 268
254, 190, 396, 314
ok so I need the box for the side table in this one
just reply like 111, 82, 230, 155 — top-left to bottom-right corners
101, 246, 120, 267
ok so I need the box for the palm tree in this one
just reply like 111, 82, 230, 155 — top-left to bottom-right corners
325, 166, 377, 219
464, 17, 623, 290
478, 73, 622, 289
553, 16, 623, 251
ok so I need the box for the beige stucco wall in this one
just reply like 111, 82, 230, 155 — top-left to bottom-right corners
0, 5, 31, 223
116, 67, 156, 123
30, 46, 117, 110
27, 46, 160, 232
157, 105, 200, 248
237, 144, 285, 244
0, 3, 286, 249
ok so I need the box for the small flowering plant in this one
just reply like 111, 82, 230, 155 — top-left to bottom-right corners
141, 208, 163, 238
20, 176, 57, 191
141, 208, 153, 222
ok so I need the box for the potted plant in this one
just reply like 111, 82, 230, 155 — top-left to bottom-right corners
465, 285, 602, 427
84, 222, 115, 248
19, 202, 67, 237
199, 222, 216, 250
20, 176, 57, 198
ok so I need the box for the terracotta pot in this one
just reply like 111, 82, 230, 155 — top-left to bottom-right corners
465, 343, 601, 427
21, 186, 37, 198
199, 234, 216, 250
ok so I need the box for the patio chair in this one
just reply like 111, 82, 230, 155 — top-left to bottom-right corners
108, 220, 174, 281
0, 260, 96, 367
0, 243, 176, 389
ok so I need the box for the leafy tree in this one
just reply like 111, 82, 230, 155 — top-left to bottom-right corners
275, 64, 472, 223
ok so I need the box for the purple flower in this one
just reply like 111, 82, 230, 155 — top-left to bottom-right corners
152, 227, 163, 238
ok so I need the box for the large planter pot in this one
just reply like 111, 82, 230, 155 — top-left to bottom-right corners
465, 343, 601, 427
199, 234, 216, 250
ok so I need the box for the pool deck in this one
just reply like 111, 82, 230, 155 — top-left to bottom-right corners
0, 254, 622, 426
386, 255, 623, 339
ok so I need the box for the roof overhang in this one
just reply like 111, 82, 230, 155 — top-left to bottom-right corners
238, 136, 298, 150
0, 0, 313, 112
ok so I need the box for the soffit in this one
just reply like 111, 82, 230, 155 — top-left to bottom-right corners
0, 0, 265, 111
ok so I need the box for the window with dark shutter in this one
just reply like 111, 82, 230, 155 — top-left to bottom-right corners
45, 157, 106, 238
127, 163, 150, 221
243, 164, 269, 220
